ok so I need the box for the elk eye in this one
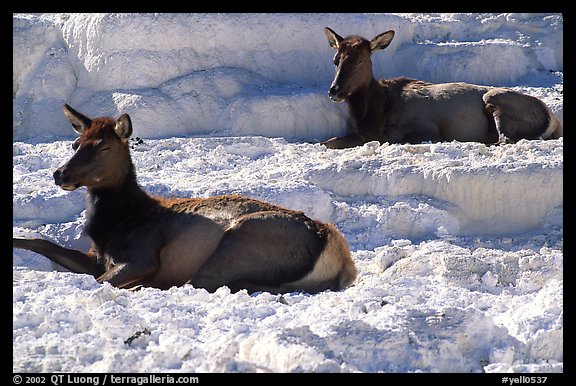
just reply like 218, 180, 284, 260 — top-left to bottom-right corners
333, 55, 339, 66
93, 139, 110, 152
98, 142, 111, 152
71, 139, 80, 150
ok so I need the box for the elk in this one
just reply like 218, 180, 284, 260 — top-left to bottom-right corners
321, 27, 563, 149
13, 104, 357, 294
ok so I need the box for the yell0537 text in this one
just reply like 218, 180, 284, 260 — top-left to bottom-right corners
502, 376, 547, 385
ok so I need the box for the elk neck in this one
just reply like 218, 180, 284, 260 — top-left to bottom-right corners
347, 78, 388, 131
84, 161, 157, 247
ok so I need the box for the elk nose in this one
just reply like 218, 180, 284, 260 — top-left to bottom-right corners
53, 168, 69, 186
328, 84, 343, 101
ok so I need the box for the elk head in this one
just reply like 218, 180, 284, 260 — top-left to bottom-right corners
324, 27, 395, 101
53, 104, 134, 191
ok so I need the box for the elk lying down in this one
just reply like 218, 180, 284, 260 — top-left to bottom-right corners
321, 27, 563, 149
13, 104, 357, 294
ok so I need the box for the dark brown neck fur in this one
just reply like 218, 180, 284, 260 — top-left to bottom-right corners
347, 78, 387, 135
85, 161, 157, 252
347, 76, 425, 137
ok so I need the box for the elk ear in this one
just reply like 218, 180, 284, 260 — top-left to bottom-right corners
370, 30, 395, 52
114, 114, 133, 142
324, 27, 343, 49
63, 104, 92, 134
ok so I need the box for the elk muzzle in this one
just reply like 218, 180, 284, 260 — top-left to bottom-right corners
328, 84, 346, 102
53, 167, 80, 191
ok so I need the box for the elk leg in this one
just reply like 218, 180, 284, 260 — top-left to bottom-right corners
96, 261, 158, 290
321, 133, 367, 149
483, 89, 550, 142
226, 279, 338, 295
225, 279, 286, 294
190, 212, 327, 293
13, 238, 104, 277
